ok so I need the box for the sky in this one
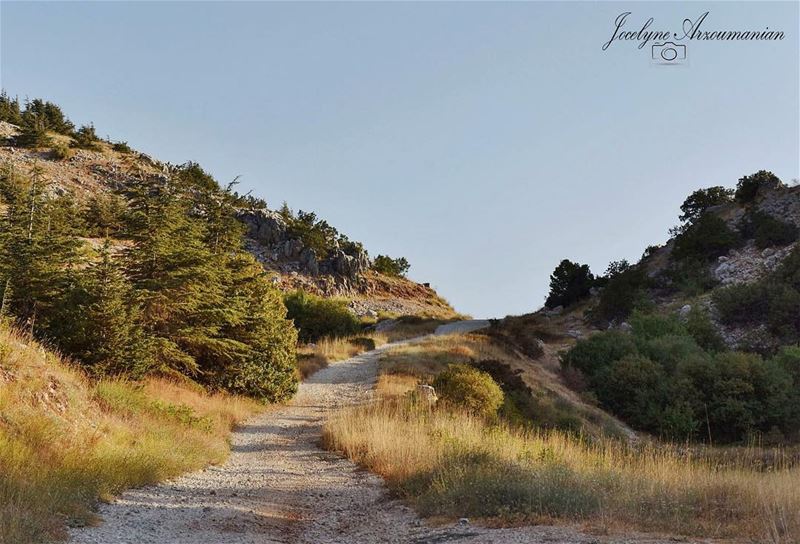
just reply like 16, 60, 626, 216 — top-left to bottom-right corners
1, 1, 798, 318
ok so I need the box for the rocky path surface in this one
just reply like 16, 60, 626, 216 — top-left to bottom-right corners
70, 327, 676, 544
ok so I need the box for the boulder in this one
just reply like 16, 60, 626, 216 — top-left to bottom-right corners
415, 384, 438, 404
239, 209, 286, 245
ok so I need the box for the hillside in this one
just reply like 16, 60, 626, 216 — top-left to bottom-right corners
493, 171, 800, 445
0, 323, 260, 543
0, 115, 455, 320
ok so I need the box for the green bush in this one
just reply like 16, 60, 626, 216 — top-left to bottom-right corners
594, 266, 648, 322
14, 118, 52, 148
739, 210, 798, 249
561, 310, 800, 443
593, 354, 667, 432
672, 213, 741, 262
372, 254, 410, 277
666, 258, 718, 296
112, 141, 132, 153
545, 259, 595, 308
71, 124, 101, 150
50, 143, 74, 161
560, 330, 637, 380
686, 306, 725, 352
735, 170, 781, 205
283, 290, 360, 343
433, 364, 504, 418
678, 186, 734, 223
713, 280, 800, 344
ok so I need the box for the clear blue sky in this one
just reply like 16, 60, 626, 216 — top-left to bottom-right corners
1, 1, 798, 318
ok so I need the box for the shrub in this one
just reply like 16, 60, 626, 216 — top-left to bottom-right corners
50, 143, 74, 161
714, 281, 800, 343
112, 141, 132, 153
594, 266, 648, 322
284, 290, 360, 343
13, 118, 52, 148
432, 364, 504, 417
738, 210, 798, 249
672, 213, 741, 262
560, 330, 637, 381
545, 259, 595, 308
679, 186, 734, 223
593, 354, 667, 431
373, 254, 410, 277
561, 310, 800, 442
735, 170, 781, 205
686, 306, 725, 352
71, 123, 101, 150
629, 311, 686, 341
666, 258, 718, 296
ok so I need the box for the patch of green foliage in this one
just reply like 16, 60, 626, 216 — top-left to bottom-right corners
735, 170, 781, 205
672, 213, 741, 262
713, 247, 800, 346
594, 263, 649, 323
372, 254, 410, 277
679, 186, 734, 223
561, 311, 800, 443
545, 259, 594, 308
432, 363, 504, 418
71, 124, 101, 150
278, 203, 366, 260
739, 210, 798, 249
0, 160, 298, 402
112, 141, 133, 153
283, 290, 360, 343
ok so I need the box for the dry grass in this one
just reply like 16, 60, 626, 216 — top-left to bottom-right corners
378, 333, 630, 439
296, 332, 389, 379
0, 324, 261, 544
295, 317, 448, 380
324, 399, 800, 542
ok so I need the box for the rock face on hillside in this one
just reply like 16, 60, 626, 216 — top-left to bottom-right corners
238, 209, 370, 284
0, 120, 457, 319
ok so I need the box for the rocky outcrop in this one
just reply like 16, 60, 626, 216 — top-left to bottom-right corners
239, 209, 287, 246
238, 208, 370, 284
713, 243, 795, 285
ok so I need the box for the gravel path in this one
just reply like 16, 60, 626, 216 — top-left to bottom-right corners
69, 329, 681, 544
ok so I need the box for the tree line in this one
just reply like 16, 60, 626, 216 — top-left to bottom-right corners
0, 161, 298, 402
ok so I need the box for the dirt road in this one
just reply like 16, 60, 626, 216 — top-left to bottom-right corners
69, 329, 673, 544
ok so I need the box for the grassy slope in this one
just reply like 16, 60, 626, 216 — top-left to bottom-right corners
324, 399, 799, 541
323, 332, 800, 542
0, 324, 261, 544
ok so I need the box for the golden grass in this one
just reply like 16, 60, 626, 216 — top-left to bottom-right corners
295, 317, 447, 380
378, 333, 630, 439
0, 324, 261, 544
324, 399, 800, 542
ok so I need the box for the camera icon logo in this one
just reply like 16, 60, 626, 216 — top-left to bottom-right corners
651, 42, 687, 64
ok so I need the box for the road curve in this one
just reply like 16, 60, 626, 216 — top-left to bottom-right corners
69, 325, 671, 544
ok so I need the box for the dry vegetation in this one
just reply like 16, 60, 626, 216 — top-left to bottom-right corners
375, 333, 628, 438
324, 400, 799, 542
296, 317, 448, 379
0, 324, 261, 544
325, 331, 800, 542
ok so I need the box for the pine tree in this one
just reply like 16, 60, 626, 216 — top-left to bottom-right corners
0, 163, 84, 334
0, 90, 22, 125
124, 175, 240, 375
76, 241, 151, 376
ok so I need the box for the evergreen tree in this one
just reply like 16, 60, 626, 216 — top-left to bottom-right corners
0, 91, 22, 125
14, 117, 52, 148
124, 176, 243, 375
0, 163, 84, 334
73, 241, 150, 376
